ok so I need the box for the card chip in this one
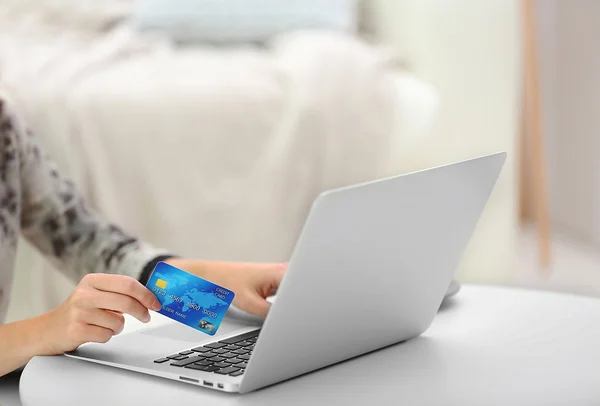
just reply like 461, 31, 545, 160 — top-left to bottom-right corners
155, 279, 168, 289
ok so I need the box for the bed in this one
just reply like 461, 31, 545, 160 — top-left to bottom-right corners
0, 1, 440, 320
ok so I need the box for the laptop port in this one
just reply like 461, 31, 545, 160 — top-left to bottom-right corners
203, 381, 213, 387
179, 377, 199, 384
217, 384, 224, 389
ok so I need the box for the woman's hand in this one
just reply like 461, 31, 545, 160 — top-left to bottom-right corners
166, 259, 286, 318
37, 274, 162, 356
31, 259, 286, 357
0, 261, 286, 377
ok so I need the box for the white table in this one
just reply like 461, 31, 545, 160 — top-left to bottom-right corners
19, 285, 600, 405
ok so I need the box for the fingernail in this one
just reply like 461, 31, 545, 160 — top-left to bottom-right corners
152, 300, 161, 311
143, 313, 151, 323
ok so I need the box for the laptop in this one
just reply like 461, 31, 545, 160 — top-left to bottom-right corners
66, 152, 506, 393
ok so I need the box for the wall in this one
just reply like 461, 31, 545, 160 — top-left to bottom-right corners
368, 0, 521, 283
537, 0, 600, 246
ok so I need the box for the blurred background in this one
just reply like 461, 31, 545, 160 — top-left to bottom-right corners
0, 0, 597, 323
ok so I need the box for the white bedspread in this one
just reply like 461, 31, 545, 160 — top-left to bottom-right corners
0, 9, 439, 319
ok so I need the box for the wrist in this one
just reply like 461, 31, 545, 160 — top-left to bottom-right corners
0, 312, 55, 375
24, 312, 56, 356
139, 254, 179, 286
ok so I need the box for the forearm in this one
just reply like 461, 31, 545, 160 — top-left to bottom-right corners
0, 314, 50, 377
2, 95, 170, 282
21, 191, 172, 283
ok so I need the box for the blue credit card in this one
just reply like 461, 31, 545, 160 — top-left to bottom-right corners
146, 262, 235, 335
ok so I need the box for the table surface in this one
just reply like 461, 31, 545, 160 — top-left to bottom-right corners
19, 285, 600, 406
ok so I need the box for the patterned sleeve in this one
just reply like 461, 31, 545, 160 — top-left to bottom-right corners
1, 96, 172, 283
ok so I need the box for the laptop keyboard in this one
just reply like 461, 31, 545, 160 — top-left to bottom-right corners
153, 329, 260, 377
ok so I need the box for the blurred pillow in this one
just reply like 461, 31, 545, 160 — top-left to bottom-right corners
132, 0, 359, 44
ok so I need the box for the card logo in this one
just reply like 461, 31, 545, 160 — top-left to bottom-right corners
198, 320, 216, 333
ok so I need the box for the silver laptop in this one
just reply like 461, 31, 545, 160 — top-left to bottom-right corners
66, 152, 506, 393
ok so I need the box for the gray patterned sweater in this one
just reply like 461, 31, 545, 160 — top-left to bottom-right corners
0, 94, 171, 324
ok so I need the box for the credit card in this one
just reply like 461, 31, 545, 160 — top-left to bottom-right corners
146, 262, 235, 335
